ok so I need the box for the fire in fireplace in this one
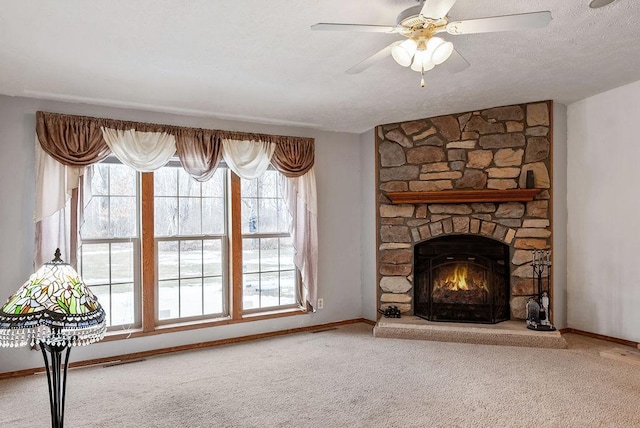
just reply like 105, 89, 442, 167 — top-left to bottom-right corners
414, 235, 510, 324
432, 263, 489, 304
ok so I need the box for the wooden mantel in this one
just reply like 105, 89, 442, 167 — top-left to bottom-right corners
386, 189, 542, 205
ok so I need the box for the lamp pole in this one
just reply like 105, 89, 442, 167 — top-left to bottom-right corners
40, 335, 73, 428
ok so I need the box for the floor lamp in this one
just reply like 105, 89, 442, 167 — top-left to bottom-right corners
0, 249, 106, 428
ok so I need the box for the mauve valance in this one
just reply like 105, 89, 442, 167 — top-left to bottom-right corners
36, 111, 314, 177
175, 128, 222, 182
271, 139, 315, 177
36, 112, 111, 167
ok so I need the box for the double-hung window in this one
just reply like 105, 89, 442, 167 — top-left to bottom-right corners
241, 169, 297, 311
79, 159, 140, 328
154, 161, 227, 322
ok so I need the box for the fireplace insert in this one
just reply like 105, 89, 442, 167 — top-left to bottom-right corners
414, 235, 510, 323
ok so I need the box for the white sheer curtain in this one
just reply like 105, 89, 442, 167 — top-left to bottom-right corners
221, 139, 275, 179
34, 138, 83, 266
101, 128, 176, 171
280, 167, 318, 309
221, 138, 318, 310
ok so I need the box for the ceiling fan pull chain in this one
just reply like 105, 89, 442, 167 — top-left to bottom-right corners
420, 68, 426, 88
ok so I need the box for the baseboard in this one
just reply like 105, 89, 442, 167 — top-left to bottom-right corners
561, 327, 639, 348
0, 318, 373, 380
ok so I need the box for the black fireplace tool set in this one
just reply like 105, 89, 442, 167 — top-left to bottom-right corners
526, 250, 556, 331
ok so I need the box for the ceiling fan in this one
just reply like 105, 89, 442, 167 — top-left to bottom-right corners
311, 0, 552, 87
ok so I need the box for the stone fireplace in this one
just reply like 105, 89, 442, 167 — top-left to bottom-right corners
376, 101, 553, 321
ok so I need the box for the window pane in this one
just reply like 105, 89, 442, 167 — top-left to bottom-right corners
259, 171, 278, 198
155, 197, 178, 237
178, 169, 200, 197
111, 242, 134, 283
111, 283, 135, 325
201, 169, 225, 198
157, 241, 179, 280
82, 196, 109, 239
258, 199, 278, 233
179, 197, 202, 235
260, 238, 279, 273
203, 240, 222, 277
110, 196, 137, 238
280, 270, 296, 306
242, 238, 260, 273
154, 167, 177, 197
203, 277, 223, 314
180, 240, 202, 278
90, 165, 109, 196
241, 198, 257, 234
91, 285, 111, 325
81, 243, 110, 286
260, 272, 280, 308
277, 199, 291, 233
280, 237, 295, 271
202, 197, 225, 235
180, 278, 203, 318
243, 273, 260, 310
110, 164, 136, 196
241, 177, 257, 198
158, 280, 179, 320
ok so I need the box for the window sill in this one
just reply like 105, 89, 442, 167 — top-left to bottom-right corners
100, 307, 308, 343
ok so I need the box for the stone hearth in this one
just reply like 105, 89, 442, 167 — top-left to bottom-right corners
376, 101, 553, 320
374, 317, 567, 349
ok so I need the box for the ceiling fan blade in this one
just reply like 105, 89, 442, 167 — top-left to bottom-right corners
446, 11, 552, 35
442, 48, 470, 74
311, 23, 398, 33
420, 0, 458, 20
346, 42, 399, 74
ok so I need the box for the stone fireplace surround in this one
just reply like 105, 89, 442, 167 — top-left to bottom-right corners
376, 101, 553, 320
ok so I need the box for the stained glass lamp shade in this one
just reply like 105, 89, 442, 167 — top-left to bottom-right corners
0, 249, 106, 428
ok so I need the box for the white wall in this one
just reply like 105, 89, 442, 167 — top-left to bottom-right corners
553, 102, 568, 329
0, 95, 363, 373
359, 128, 377, 321
567, 80, 640, 342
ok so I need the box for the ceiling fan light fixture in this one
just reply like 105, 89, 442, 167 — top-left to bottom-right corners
410, 50, 435, 72
432, 40, 454, 65
391, 38, 418, 67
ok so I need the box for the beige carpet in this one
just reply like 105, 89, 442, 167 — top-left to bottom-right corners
0, 323, 638, 427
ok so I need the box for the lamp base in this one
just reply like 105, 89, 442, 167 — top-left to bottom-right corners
40, 340, 72, 428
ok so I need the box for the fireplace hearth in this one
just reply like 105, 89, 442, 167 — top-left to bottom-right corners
414, 235, 510, 324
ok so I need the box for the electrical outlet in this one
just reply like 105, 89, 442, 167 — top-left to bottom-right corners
317, 298, 324, 309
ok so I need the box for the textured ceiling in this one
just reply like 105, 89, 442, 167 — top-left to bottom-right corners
1, 0, 639, 133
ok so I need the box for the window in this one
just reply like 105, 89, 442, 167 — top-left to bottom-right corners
78, 160, 299, 332
241, 170, 296, 311
154, 163, 227, 322
79, 160, 140, 328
